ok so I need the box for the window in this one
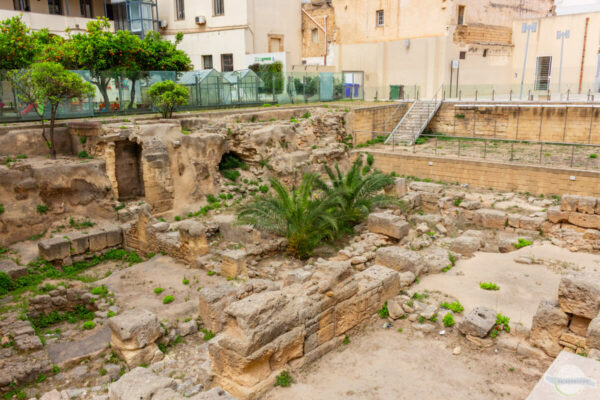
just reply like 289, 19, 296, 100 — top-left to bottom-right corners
483, 49, 488, 57
457, 5, 465, 25
221, 54, 233, 72
376, 10, 384, 26
311, 28, 318, 44
535, 56, 552, 91
175, 0, 185, 20
214, 0, 224, 16
13, 0, 30, 11
269, 35, 283, 52
203, 55, 213, 70
48, 0, 62, 15
459, 51, 466, 60
80, 0, 93, 18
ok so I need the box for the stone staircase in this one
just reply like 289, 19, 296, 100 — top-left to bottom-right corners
385, 99, 442, 145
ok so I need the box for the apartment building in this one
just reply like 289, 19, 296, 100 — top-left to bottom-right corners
302, 0, 554, 98
0, 0, 159, 38
157, 0, 302, 71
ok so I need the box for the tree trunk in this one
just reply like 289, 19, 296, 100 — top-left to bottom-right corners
49, 108, 57, 160
128, 78, 137, 111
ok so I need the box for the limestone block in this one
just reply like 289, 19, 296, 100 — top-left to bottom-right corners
108, 309, 162, 350
576, 196, 598, 214
421, 246, 453, 273
560, 195, 580, 212
570, 315, 591, 337
388, 297, 405, 320
374, 246, 424, 275
587, 317, 600, 350
567, 212, 600, 229
458, 306, 496, 338
530, 299, 569, 357
178, 220, 210, 256
507, 214, 521, 229
115, 343, 164, 368
66, 232, 89, 255
473, 209, 507, 229
108, 367, 176, 400
104, 225, 123, 247
367, 212, 409, 240
384, 177, 407, 197
213, 214, 261, 244
559, 332, 586, 349
520, 216, 545, 231
189, 388, 237, 400
409, 181, 444, 194
547, 207, 569, 223
88, 229, 108, 252
220, 250, 248, 278
558, 275, 600, 319
449, 235, 482, 256
0, 259, 28, 280
198, 284, 237, 333
38, 237, 71, 261
269, 326, 305, 370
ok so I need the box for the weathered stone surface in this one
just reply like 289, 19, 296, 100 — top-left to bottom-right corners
88, 229, 108, 252
0, 259, 28, 279
450, 235, 482, 256
387, 297, 405, 320
567, 212, 600, 229
374, 246, 424, 275
367, 212, 409, 240
14, 333, 43, 351
47, 325, 111, 367
220, 250, 248, 278
576, 196, 598, 214
104, 225, 123, 247
519, 216, 545, 231
560, 195, 580, 212
198, 284, 237, 333
66, 232, 89, 255
189, 387, 237, 400
458, 307, 496, 338
409, 181, 444, 194
547, 207, 569, 224
570, 315, 591, 337
473, 209, 507, 229
213, 214, 260, 244
108, 367, 176, 400
38, 237, 70, 261
384, 177, 407, 197
108, 309, 161, 350
587, 317, 600, 350
530, 299, 569, 357
399, 271, 416, 287
356, 265, 399, 301
115, 343, 164, 368
558, 275, 600, 319
421, 246, 453, 273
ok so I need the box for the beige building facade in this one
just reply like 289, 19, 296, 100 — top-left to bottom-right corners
158, 0, 303, 71
302, 0, 554, 99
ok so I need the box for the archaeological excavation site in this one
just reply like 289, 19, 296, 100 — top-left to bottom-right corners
0, 101, 600, 400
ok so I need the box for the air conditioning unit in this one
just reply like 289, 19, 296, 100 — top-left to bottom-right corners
195, 16, 207, 25
159, 20, 168, 28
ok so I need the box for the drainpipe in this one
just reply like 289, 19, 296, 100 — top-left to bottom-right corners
323, 15, 327, 66
302, 9, 328, 66
579, 17, 589, 94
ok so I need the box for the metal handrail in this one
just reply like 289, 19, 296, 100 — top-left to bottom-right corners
384, 101, 417, 144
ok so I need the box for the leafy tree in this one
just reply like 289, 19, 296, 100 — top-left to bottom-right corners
0, 16, 39, 71
315, 157, 398, 231
8, 62, 94, 159
148, 80, 189, 118
238, 174, 339, 259
249, 61, 284, 95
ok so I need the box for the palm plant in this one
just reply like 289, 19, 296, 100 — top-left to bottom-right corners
315, 157, 397, 231
237, 173, 339, 259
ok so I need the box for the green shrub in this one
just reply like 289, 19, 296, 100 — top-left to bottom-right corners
201, 328, 215, 341
443, 313, 455, 327
440, 301, 464, 313
490, 313, 511, 338
259, 185, 269, 193
0, 203, 4, 214
480, 282, 500, 291
302, 111, 311, 119
221, 169, 240, 182
91, 285, 108, 296
154, 287, 164, 295
513, 238, 532, 249
162, 295, 174, 304
454, 198, 463, 207
51, 365, 60, 375
78, 151, 92, 159
274, 371, 293, 387
182, 278, 189, 285
82, 321, 96, 330
37, 204, 49, 214
590, 153, 598, 159
148, 80, 189, 119
206, 194, 219, 204
377, 302, 389, 319
0, 271, 12, 295
16, 154, 27, 159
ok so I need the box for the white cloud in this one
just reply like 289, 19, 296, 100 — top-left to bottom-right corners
555, 0, 600, 14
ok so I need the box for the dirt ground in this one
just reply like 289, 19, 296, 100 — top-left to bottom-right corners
267, 243, 600, 400
267, 321, 549, 400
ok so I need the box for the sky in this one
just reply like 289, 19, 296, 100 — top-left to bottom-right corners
555, 0, 600, 14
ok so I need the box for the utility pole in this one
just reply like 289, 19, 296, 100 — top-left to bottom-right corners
556, 29, 570, 99
520, 22, 537, 100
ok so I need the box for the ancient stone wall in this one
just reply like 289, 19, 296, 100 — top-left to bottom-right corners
367, 150, 600, 197
429, 102, 600, 144
453, 24, 512, 45
208, 261, 399, 399
350, 103, 411, 144
301, 3, 338, 59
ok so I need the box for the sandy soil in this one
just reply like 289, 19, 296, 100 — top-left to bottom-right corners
414, 243, 600, 331
267, 320, 549, 400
